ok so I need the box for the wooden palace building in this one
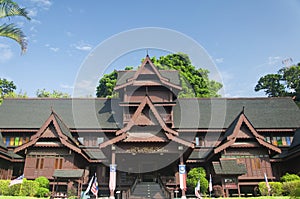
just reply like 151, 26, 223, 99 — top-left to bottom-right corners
0, 55, 300, 198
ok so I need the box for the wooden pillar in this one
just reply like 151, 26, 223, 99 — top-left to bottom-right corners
237, 182, 241, 197
52, 178, 56, 198
179, 156, 186, 199
110, 148, 116, 199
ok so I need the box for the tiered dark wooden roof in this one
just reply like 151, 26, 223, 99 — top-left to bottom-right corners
0, 98, 299, 130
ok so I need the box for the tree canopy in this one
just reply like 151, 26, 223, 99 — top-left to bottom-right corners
0, 0, 31, 53
36, 89, 70, 98
186, 167, 208, 194
0, 78, 27, 104
96, 53, 222, 98
254, 63, 300, 104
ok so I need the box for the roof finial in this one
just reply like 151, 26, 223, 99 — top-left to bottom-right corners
146, 49, 149, 57
242, 106, 245, 114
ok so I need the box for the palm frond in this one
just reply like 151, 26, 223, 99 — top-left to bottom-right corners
0, 23, 27, 53
0, 0, 30, 20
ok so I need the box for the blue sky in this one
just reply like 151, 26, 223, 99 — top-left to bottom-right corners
1, 0, 300, 97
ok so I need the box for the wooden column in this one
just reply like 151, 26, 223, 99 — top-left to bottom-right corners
180, 156, 186, 199
110, 148, 116, 199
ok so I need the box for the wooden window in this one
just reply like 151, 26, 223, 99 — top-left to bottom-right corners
36, 158, 44, 169
55, 158, 63, 169
36, 158, 40, 169
40, 158, 44, 169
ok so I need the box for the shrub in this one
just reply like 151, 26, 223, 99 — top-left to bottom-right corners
281, 173, 300, 182
282, 180, 300, 196
258, 181, 283, 196
270, 182, 283, 196
0, 180, 10, 195
34, 176, 49, 189
19, 178, 39, 196
186, 167, 208, 194
8, 183, 22, 196
35, 187, 50, 198
290, 185, 300, 199
213, 185, 224, 198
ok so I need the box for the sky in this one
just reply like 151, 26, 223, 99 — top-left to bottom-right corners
1, 0, 300, 97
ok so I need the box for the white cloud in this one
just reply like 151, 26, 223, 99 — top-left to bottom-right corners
30, 0, 52, 9
268, 56, 281, 65
44, 44, 59, 52
65, 31, 74, 37
0, 44, 13, 63
50, 47, 59, 52
60, 84, 74, 89
215, 58, 224, 64
28, 8, 38, 17
72, 41, 93, 51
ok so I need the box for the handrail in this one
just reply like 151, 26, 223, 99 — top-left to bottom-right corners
130, 177, 139, 194
158, 176, 172, 199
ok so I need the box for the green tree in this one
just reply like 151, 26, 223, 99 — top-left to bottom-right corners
0, 0, 31, 53
152, 53, 222, 97
36, 89, 70, 98
186, 167, 208, 194
279, 65, 300, 99
254, 74, 285, 97
96, 53, 222, 98
255, 63, 300, 107
0, 78, 16, 96
96, 66, 133, 98
0, 78, 27, 105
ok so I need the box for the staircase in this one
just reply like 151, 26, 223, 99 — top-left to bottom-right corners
129, 182, 166, 199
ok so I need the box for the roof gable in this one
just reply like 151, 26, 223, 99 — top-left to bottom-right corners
14, 110, 80, 154
214, 111, 281, 153
114, 55, 181, 90
100, 96, 193, 148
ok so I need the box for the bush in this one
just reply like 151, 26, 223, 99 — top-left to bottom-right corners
282, 180, 300, 196
258, 181, 283, 196
281, 173, 300, 182
34, 176, 49, 189
213, 185, 224, 198
19, 179, 39, 196
290, 185, 300, 198
186, 167, 208, 194
7, 183, 21, 196
0, 180, 10, 195
35, 187, 50, 197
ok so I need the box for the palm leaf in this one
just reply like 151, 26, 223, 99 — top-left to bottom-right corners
0, 0, 30, 20
0, 23, 27, 53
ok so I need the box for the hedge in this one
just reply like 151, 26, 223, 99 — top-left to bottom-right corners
258, 181, 283, 196
0, 177, 49, 197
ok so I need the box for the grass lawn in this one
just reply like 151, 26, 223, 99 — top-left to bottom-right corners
0, 197, 49, 199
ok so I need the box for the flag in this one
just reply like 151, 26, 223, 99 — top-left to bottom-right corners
194, 180, 201, 199
109, 164, 117, 191
179, 165, 187, 191
83, 175, 94, 196
264, 173, 271, 194
9, 174, 24, 186
91, 175, 98, 198
209, 174, 213, 193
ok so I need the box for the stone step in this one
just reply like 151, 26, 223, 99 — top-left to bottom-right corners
129, 182, 166, 199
